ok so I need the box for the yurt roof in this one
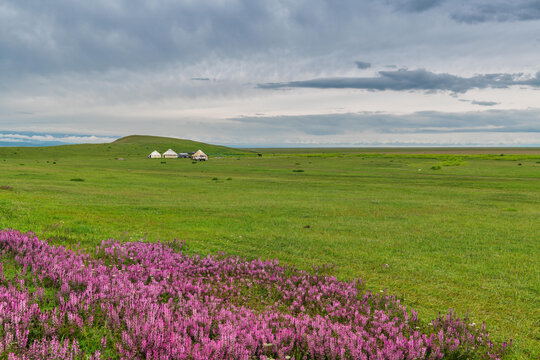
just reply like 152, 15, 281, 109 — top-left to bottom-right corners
150, 150, 161, 155
163, 149, 178, 155
193, 149, 207, 156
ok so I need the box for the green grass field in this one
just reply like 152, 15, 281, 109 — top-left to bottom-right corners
0, 136, 539, 358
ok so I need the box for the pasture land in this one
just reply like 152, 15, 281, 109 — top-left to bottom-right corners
248, 147, 540, 155
0, 139, 539, 358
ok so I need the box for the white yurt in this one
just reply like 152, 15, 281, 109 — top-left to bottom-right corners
191, 149, 208, 161
147, 150, 161, 158
163, 149, 179, 159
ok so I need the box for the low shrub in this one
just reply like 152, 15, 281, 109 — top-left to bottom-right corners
70, 178, 85, 182
440, 160, 467, 166
292, 169, 304, 173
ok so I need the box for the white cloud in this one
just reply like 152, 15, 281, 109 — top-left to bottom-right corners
0, 133, 116, 144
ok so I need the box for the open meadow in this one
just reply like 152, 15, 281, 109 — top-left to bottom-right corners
0, 136, 539, 359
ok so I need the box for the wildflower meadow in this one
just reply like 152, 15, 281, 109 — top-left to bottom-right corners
0, 229, 511, 359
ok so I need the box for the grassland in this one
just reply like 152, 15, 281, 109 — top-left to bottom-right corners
0, 137, 539, 358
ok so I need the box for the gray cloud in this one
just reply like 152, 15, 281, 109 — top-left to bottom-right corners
1, 0, 538, 85
355, 61, 371, 69
259, 69, 540, 93
395, 0, 445, 13
2, 109, 539, 147
0, 0, 376, 78
231, 109, 540, 135
471, 100, 499, 106
392, 0, 540, 23
450, 1, 540, 23
459, 99, 500, 106
217, 109, 540, 146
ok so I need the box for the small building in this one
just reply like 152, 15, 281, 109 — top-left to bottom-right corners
163, 149, 178, 159
178, 153, 189, 158
147, 150, 161, 159
191, 149, 208, 161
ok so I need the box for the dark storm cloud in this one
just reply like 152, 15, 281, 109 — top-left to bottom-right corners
259, 69, 540, 93
355, 61, 371, 69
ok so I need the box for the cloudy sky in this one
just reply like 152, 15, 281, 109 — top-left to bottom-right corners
1, 0, 540, 146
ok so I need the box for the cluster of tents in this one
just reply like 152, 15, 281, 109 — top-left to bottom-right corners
148, 149, 208, 161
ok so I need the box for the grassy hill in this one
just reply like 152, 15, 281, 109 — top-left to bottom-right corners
112, 135, 250, 156
0, 135, 249, 160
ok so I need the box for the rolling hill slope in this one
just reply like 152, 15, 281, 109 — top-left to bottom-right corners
113, 135, 249, 156
0, 135, 250, 159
